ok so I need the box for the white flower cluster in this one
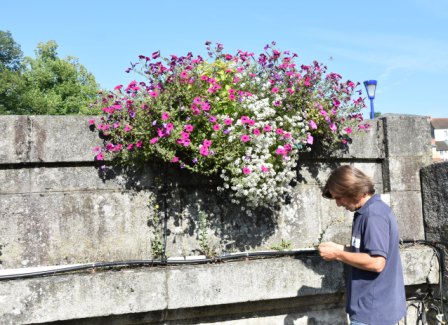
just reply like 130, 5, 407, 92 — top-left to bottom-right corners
216, 95, 311, 208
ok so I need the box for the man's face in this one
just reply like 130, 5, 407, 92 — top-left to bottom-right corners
330, 191, 363, 212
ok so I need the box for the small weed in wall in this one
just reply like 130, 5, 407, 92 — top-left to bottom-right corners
198, 211, 217, 258
148, 195, 165, 259
270, 239, 292, 251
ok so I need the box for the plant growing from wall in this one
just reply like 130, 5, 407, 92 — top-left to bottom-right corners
198, 211, 217, 257
148, 195, 165, 259
270, 239, 292, 251
90, 41, 369, 209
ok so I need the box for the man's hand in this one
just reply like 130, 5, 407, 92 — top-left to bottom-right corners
318, 242, 345, 261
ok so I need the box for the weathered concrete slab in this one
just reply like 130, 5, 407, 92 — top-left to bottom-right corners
0, 246, 438, 325
421, 161, 448, 242
390, 191, 425, 240
381, 114, 432, 158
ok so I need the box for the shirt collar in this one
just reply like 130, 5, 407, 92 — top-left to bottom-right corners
356, 194, 381, 214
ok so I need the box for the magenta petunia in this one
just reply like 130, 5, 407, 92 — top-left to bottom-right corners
242, 167, 251, 175
124, 125, 132, 132
161, 112, 170, 121
307, 134, 314, 144
224, 118, 233, 126
275, 128, 284, 135
150, 91, 158, 98
96, 152, 104, 161
344, 127, 353, 134
209, 116, 217, 123
271, 87, 279, 93
263, 125, 272, 132
261, 166, 269, 173
199, 146, 209, 156
240, 134, 250, 143
213, 124, 221, 131
309, 120, 318, 130
184, 124, 194, 132
150, 137, 159, 144
172, 156, 179, 163
253, 128, 261, 136
203, 139, 212, 147
88, 119, 95, 125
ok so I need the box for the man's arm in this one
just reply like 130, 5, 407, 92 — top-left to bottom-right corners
318, 241, 386, 273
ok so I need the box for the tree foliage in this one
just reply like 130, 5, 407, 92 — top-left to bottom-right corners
0, 30, 23, 71
0, 31, 100, 115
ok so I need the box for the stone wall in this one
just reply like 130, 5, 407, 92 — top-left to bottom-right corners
0, 114, 440, 324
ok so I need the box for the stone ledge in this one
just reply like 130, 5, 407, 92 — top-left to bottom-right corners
0, 246, 439, 324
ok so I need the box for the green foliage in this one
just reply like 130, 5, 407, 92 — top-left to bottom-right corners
198, 211, 216, 257
149, 201, 165, 259
0, 30, 23, 71
270, 239, 292, 251
0, 31, 101, 115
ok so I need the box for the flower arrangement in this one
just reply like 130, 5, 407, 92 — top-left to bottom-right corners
89, 41, 369, 209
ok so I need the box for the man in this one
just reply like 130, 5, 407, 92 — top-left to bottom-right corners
318, 165, 406, 325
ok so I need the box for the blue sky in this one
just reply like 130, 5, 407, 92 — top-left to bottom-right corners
2, 0, 447, 118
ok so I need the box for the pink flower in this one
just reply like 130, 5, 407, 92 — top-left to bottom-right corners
113, 122, 120, 129
184, 124, 194, 132
276, 128, 284, 135
276, 146, 286, 156
253, 128, 261, 136
124, 125, 132, 132
172, 156, 179, 163
203, 139, 212, 147
213, 124, 221, 131
224, 118, 233, 126
127, 143, 134, 151
261, 166, 269, 173
271, 87, 279, 93
88, 119, 95, 125
161, 112, 170, 121
309, 120, 317, 130
166, 123, 174, 131
330, 123, 337, 132
307, 134, 314, 144
95, 152, 104, 161
180, 71, 188, 79
114, 84, 123, 91
240, 134, 250, 143
283, 132, 291, 139
92, 146, 101, 153
241, 116, 250, 124
150, 137, 159, 144
209, 116, 217, 123
150, 91, 158, 98
263, 125, 272, 132
344, 127, 353, 134
200, 146, 209, 156
242, 167, 252, 175
193, 97, 202, 104
136, 140, 143, 148
201, 102, 211, 111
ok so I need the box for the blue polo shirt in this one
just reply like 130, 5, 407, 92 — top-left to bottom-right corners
347, 194, 406, 325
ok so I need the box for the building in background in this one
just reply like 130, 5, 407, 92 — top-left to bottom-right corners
430, 118, 448, 162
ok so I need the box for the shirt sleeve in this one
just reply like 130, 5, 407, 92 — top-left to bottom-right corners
362, 208, 390, 258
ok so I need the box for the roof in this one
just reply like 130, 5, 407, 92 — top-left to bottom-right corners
435, 141, 448, 151
431, 118, 448, 129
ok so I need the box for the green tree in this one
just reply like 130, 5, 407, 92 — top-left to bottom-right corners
19, 41, 100, 115
0, 33, 101, 115
0, 30, 23, 71
0, 31, 25, 114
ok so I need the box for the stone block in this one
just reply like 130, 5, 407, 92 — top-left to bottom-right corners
421, 162, 448, 242
381, 114, 432, 158
390, 191, 425, 240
